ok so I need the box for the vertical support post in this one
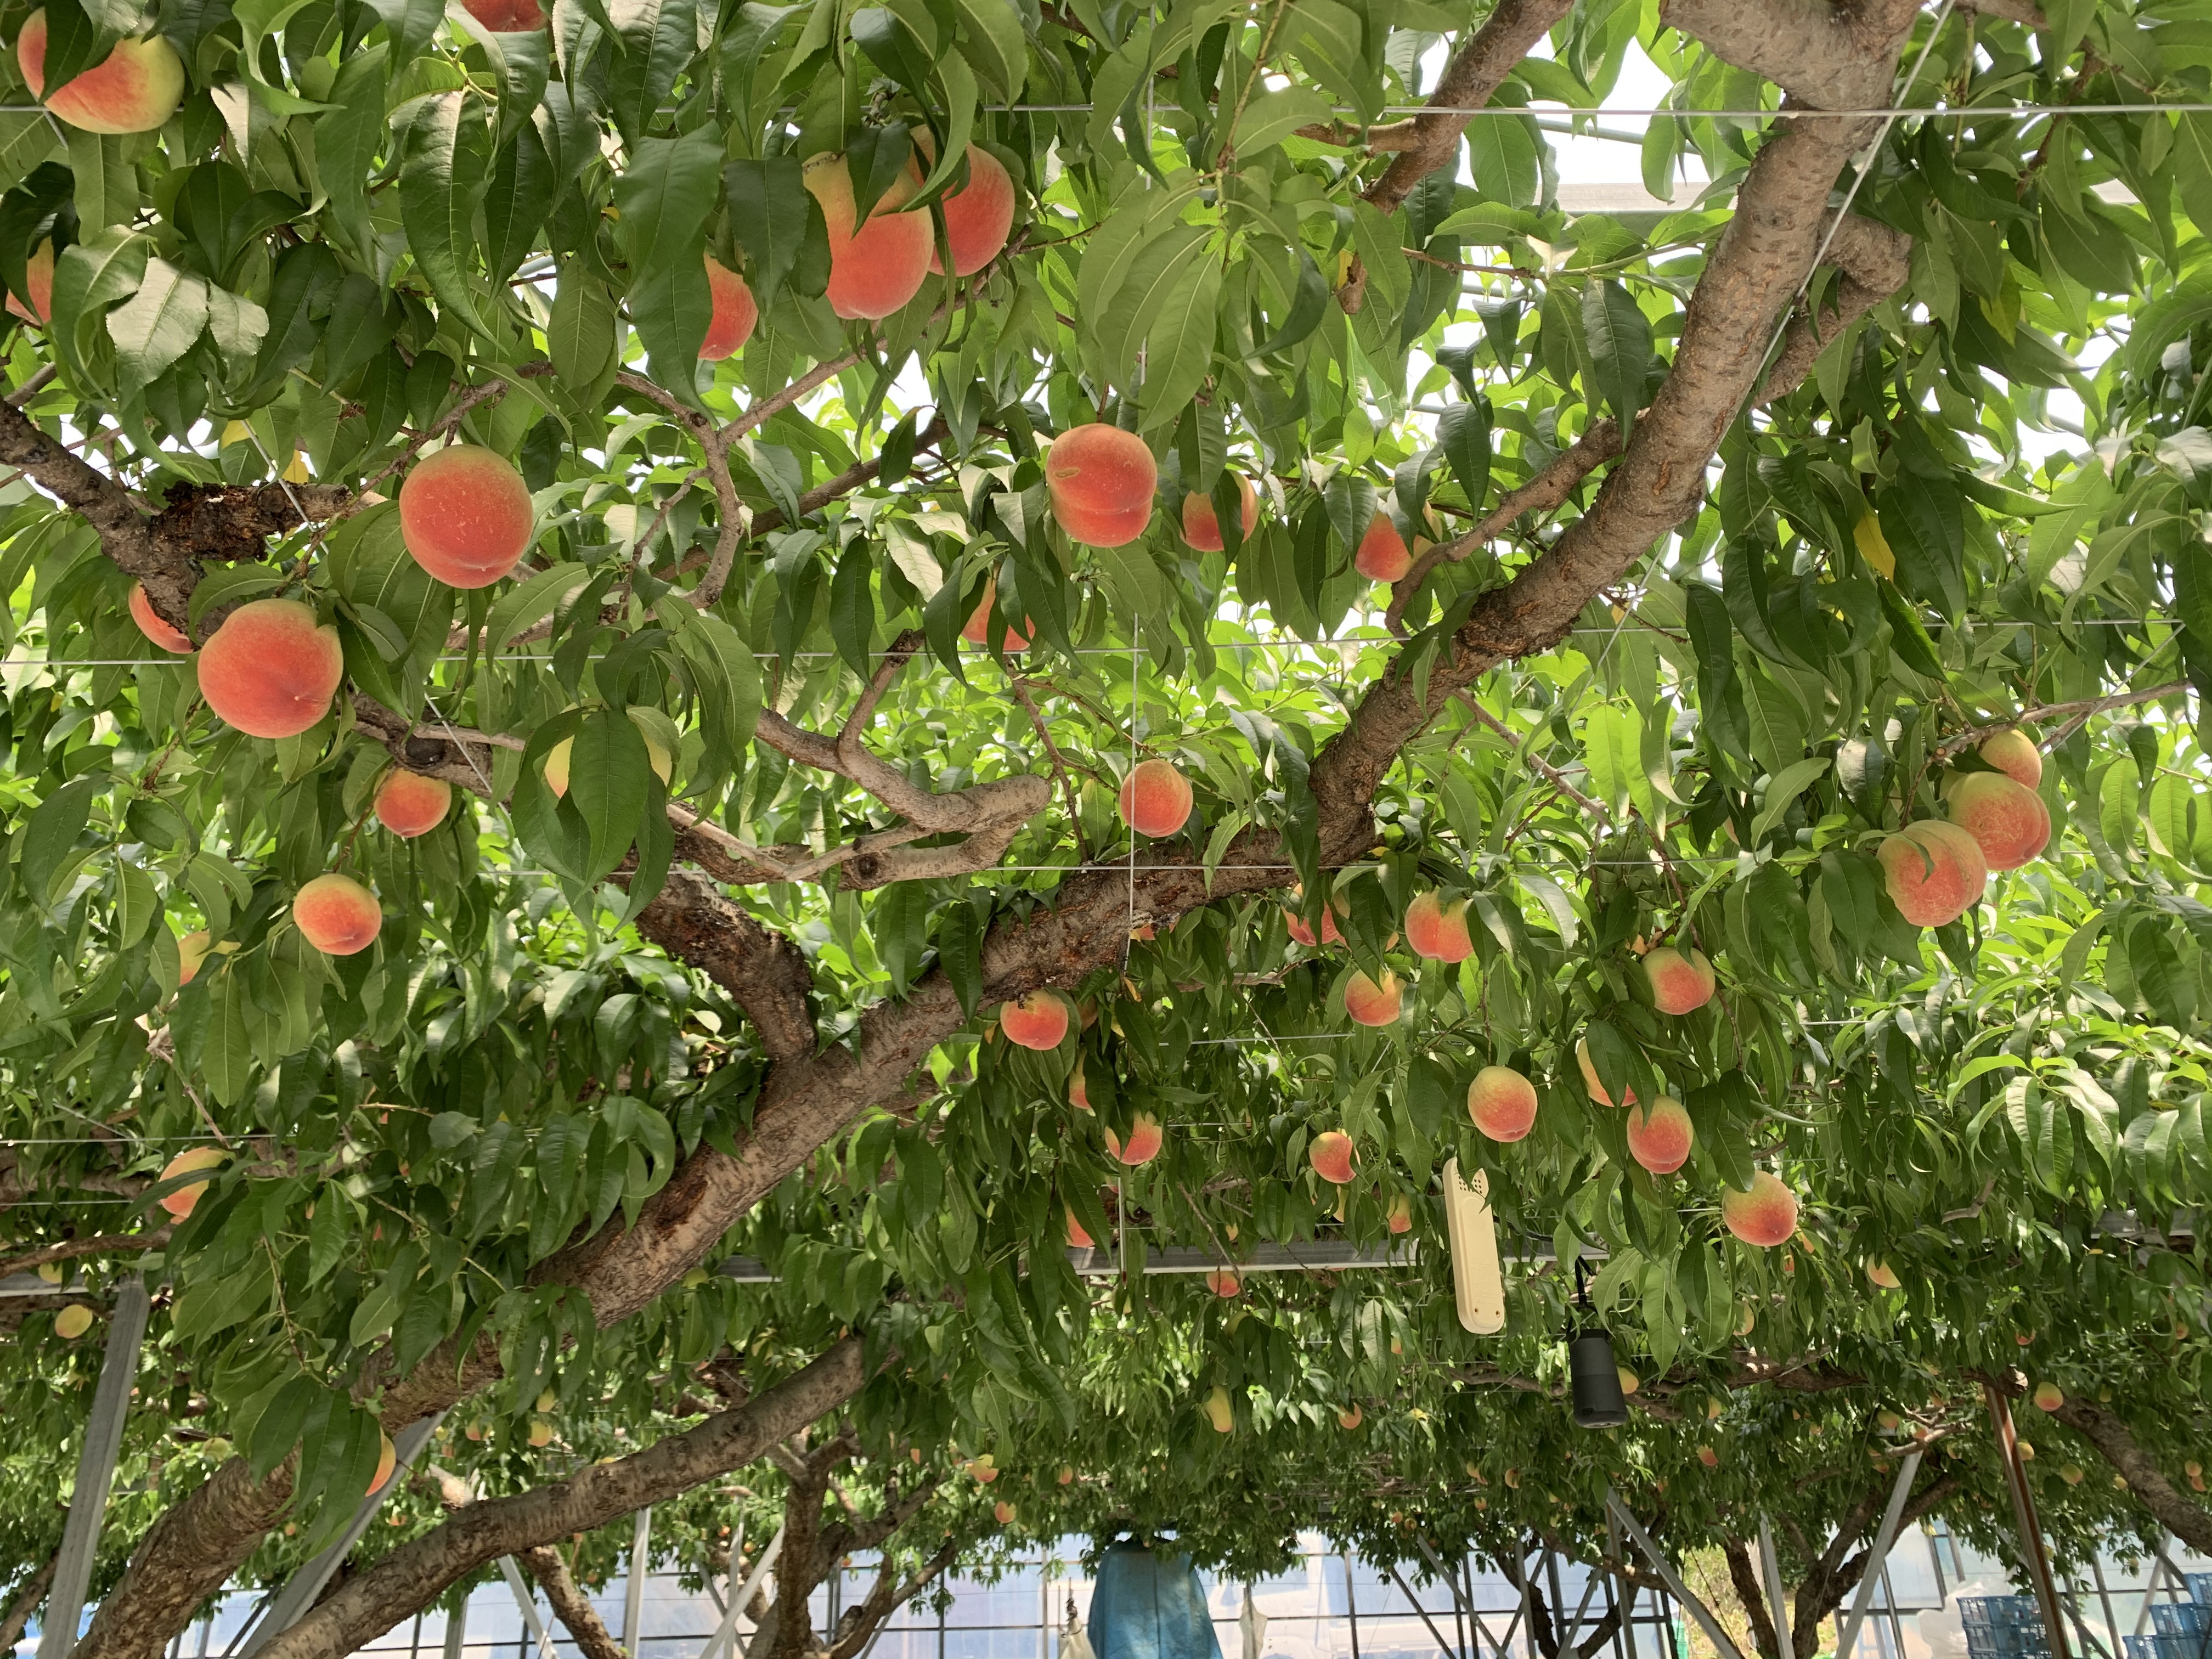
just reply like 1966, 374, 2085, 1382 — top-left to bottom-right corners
1833, 1448, 1923, 1659
38, 1275, 151, 1659
1982, 1386, 2074, 1659
1758, 1522, 1792, 1659
1344, 1553, 1362, 1659
624, 1509, 653, 1659
443, 1589, 469, 1659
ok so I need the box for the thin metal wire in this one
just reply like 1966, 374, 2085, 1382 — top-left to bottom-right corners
995, 100, 2212, 120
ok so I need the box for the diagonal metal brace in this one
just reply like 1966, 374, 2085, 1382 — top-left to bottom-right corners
1605, 1488, 1748, 1659
1833, 1449, 1923, 1659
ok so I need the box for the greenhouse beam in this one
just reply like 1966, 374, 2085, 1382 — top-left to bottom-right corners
36, 1274, 150, 1659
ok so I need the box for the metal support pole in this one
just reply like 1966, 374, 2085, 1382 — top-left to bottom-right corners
497, 1558, 561, 1659
703, 1523, 783, 1659
39, 1276, 152, 1659
1758, 1522, 1792, 1659
1345, 1553, 1363, 1659
443, 1592, 468, 1659
1835, 1449, 1925, 1659
624, 1509, 653, 1658
240, 1414, 445, 1657
1605, 1489, 1750, 1659
1385, 1562, 1462, 1659
1983, 1386, 2074, 1659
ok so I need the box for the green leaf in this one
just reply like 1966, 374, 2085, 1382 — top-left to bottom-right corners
106, 258, 209, 383
565, 708, 652, 884
1233, 86, 1333, 157
19, 773, 102, 907
612, 129, 723, 405
1581, 279, 1650, 442
723, 156, 814, 306
398, 93, 495, 342
1750, 757, 1830, 845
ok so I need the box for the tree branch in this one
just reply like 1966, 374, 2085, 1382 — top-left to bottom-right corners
826, 1539, 956, 1659
2036, 1387, 2212, 1555
633, 870, 818, 1063
1361, 0, 1578, 213
1722, 1539, 1781, 1659
254, 1340, 868, 1659
520, 1547, 630, 1659
1753, 214, 1914, 409
0, 1551, 58, 1657
0, 1227, 172, 1280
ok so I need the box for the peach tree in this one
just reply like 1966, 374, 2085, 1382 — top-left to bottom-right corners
1, 0, 2211, 1650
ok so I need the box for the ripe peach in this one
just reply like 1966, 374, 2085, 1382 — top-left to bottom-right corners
527, 1419, 554, 1448
156, 1147, 225, 1220
177, 929, 210, 986
1344, 970, 1400, 1027
701, 255, 758, 360
1309, 1129, 1357, 1183
1404, 891, 1473, 963
1338, 1404, 1363, 1430
1575, 1037, 1634, 1108
1284, 892, 1344, 947
1877, 820, 1988, 927
129, 583, 193, 652
1204, 1268, 1241, 1298
992, 1499, 1015, 1525
1643, 945, 1715, 1015
368, 1431, 397, 1494
374, 770, 452, 839
1204, 1386, 1233, 1432
803, 155, 932, 320
1945, 772, 2050, 871
545, 731, 671, 797
55, 1304, 92, 1339
7, 238, 52, 325
460, 0, 546, 26
1385, 1193, 1412, 1234
1065, 1209, 1093, 1248
1046, 425, 1156, 548
999, 991, 1070, 1050
1624, 1096, 1693, 1175
1103, 1111, 1163, 1167
18, 13, 184, 134
2032, 1381, 2064, 1412
1721, 1171, 1799, 1248
959, 575, 1031, 651
1179, 476, 1259, 552
1354, 514, 1410, 582
1696, 1445, 1719, 1469
196, 597, 344, 738
1467, 1064, 1538, 1142
1979, 728, 2042, 788
1617, 1365, 1640, 1397
1867, 1261, 1901, 1289
1057, 1466, 1074, 1485
1118, 758, 1193, 837
1068, 1060, 1092, 1112
924, 143, 1016, 276
294, 873, 382, 956
398, 444, 533, 589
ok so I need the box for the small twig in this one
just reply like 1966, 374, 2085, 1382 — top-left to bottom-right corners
1454, 692, 1609, 820
1011, 677, 1092, 864
0, 1227, 173, 1280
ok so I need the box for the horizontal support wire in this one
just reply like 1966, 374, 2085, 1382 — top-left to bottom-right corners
986, 100, 2212, 118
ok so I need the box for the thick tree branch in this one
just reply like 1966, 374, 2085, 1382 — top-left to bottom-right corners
1660, 0, 1910, 111
0, 1551, 59, 1656
826, 1539, 956, 1659
1362, 0, 1578, 213
2037, 1389, 2212, 1554
253, 1340, 868, 1659
1753, 214, 1913, 408
519, 1547, 629, 1659
1723, 1540, 1782, 1659
633, 870, 818, 1063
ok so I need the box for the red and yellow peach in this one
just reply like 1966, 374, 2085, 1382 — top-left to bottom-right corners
1104, 1111, 1164, 1167
925, 143, 1017, 276
7, 238, 52, 325
1355, 514, 1410, 582
1721, 1171, 1799, 1248
959, 575, 1031, 651
1046, 425, 1155, 548
294, 873, 382, 956
156, 1147, 225, 1220
999, 991, 1070, 1051
196, 597, 344, 738
1575, 1037, 1634, 1108
374, 770, 453, 839
1118, 758, 1193, 837
1877, 820, 1988, 927
1344, 970, 1400, 1027
1309, 1130, 1357, 1184
1467, 1064, 1538, 1142
1980, 728, 2042, 788
1179, 476, 1259, 552
803, 155, 933, 320
1643, 945, 1715, 1014
1624, 1096, 1693, 1175
701, 255, 758, 360
129, 583, 192, 652
398, 445, 533, 589
1945, 772, 2050, 871
18, 13, 184, 133
1404, 891, 1474, 963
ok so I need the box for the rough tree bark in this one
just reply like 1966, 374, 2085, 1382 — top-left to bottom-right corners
743, 1432, 940, 1659
520, 1546, 630, 1659
2041, 1393, 2212, 1556
0, 1552, 59, 1656
54, 1, 1939, 1653
247, 1339, 867, 1659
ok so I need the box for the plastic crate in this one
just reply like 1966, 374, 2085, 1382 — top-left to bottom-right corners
2130, 1637, 2164, 1659
2188, 1575, 2212, 1607
2154, 1606, 2211, 1638
2155, 1632, 2208, 1659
